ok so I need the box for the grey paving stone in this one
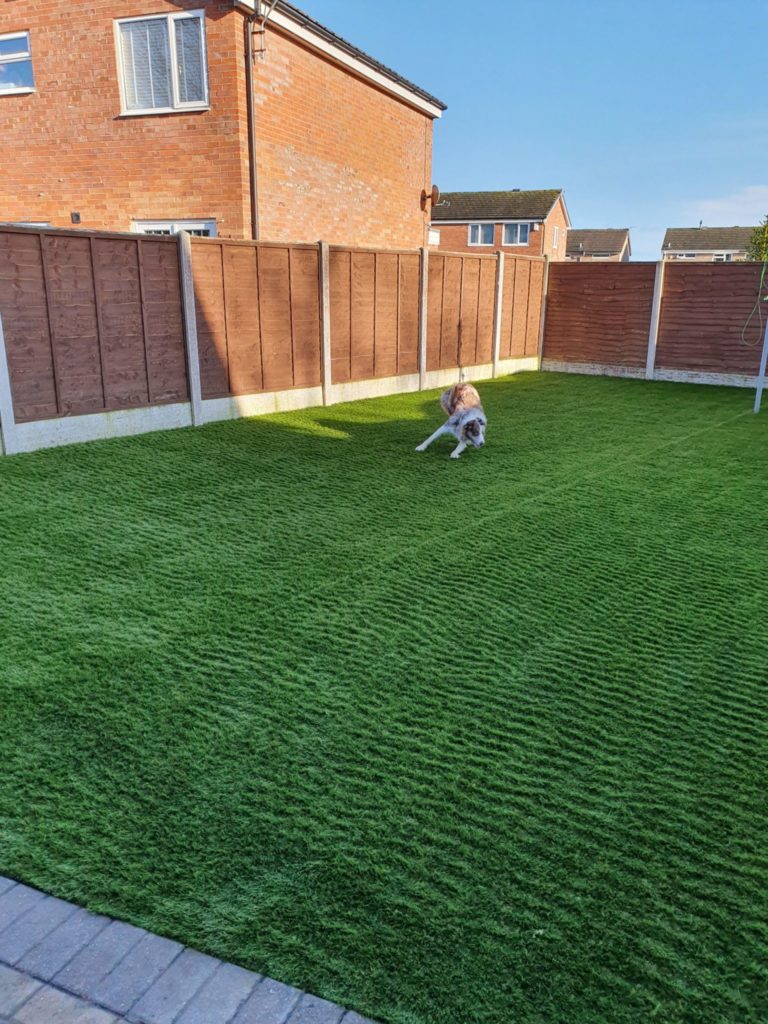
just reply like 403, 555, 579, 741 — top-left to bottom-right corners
89, 932, 182, 1016
125, 948, 219, 1024
174, 962, 260, 1024
0, 964, 41, 1016
341, 1014, 378, 1024
17, 907, 111, 982
14, 984, 119, 1024
285, 993, 345, 1024
0, 886, 44, 935
53, 920, 146, 998
0, 880, 17, 899
232, 977, 302, 1024
0, 895, 77, 965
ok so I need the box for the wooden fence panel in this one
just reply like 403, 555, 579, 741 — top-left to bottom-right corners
329, 249, 352, 383
373, 252, 399, 378
258, 246, 295, 391
656, 263, 765, 374
476, 259, 497, 364
426, 253, 444, 371
0, 231, 58, 422
137, 238, 188, 404
398, 253, 420, 375
193, 242, 229, 399
42, 234, 104, 416
350, 251, 376, 381
289, 247, 321, 387
92, 238, 148, 410
525, 260, 545, 356
542, 263, 656, 367
223, 244, 262, 395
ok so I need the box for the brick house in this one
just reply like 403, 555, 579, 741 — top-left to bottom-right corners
0, 1, 445, 247
661, 227, 754, 262
566, 228, 631, 262
429, 189, 570, 260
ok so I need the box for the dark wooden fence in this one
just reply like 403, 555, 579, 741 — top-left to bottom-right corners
0, 226, 187, 423
542, 261, 767, 378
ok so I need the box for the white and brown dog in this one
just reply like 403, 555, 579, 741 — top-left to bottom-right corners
415, 382, 487, 459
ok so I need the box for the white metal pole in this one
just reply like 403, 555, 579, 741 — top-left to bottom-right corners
754, 313, 768, 413
0, 312, 19, 456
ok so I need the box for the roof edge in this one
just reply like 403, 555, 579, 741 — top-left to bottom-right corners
235, 0, 447, 116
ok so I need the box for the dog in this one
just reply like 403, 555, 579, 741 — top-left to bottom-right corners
415, 382, 487, 459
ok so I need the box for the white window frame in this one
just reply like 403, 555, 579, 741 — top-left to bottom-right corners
552, 225, 559, 249
713, 253, 732, 263
114, 10, 209, 116
133, 219, 217, 237
0, 31, 35, 96
468, 223, 495, 247
502, 222, 531, 247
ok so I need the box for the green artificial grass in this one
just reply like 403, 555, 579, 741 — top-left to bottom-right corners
1, 373, 767, 1024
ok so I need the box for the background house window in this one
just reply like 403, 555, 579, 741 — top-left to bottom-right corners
0, 32, 34, 94
133, 219, 216, 237
713, 253, 732, 262
552, 226, 559, 249
502, 223, 530, 246
676, 253, 696, 259
468, 224, 494, 246
117, 11, 208, 114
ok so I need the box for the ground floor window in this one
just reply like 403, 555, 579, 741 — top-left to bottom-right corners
133, 219, 216, 237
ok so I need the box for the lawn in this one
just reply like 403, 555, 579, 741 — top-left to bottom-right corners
1, 372, 767, 1024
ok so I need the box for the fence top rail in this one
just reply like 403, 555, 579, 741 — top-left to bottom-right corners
189, 236, 319, 252
328, 243, 422, 256
436, 249, 546, 263
0, 222, 179, 243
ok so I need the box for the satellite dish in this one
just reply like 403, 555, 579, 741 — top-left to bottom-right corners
421, 185, 441, 211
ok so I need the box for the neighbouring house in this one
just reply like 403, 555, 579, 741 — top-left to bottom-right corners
0, 1, 445, 247
429, 189, 570, 260
566, 228, 631, 262
661, 227, 754, 262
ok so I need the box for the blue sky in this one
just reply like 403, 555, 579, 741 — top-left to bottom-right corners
301, 0, 768, 259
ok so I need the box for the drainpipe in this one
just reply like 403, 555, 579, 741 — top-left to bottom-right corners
244, 12, 259, 240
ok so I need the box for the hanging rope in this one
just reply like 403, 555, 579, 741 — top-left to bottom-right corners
741, 259, 768, 347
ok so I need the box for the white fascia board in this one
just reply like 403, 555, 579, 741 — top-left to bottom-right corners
665, 248, 744, 255
433, 218, 543, 225
235, 2, 443, 118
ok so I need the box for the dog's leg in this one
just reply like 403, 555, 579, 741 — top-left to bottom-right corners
415, 424, 449, 452
449, 440, 468, 460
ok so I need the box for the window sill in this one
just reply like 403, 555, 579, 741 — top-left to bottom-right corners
118, 105, 209, 118
0, 87, 35, 96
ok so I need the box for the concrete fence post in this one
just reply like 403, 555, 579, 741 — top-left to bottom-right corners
536, 255, 551, 367
645, 259, 666, 380
491, 251, 505, 378
177, 231, 203, 426
318, 240, 332, 406
418, 245, 429, 390
0, 312, 19, 456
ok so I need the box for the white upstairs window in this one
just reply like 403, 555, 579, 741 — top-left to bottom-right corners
116, 11, 208, 114
552, 226, 559, 249
502, 223, 530, 246
0, 32, 35, 95
468, 224, 494, 246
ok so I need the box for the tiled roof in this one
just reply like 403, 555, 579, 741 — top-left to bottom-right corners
662, 227, 755, 251
567, 228, 629, 256
430, 189, 562, 222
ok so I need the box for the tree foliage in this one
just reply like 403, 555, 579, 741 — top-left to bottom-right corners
746, 215, 768, 261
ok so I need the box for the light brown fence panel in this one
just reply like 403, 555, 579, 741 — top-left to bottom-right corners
427, 253, 500, 371
543, 263, 656, 366
288, 247, 321, 387
656, 263, 765, 374
0, 227, 186, 423
329, 247, 421, 383
0, 231, 58, 422
525, 260, 545, 356
258, 246, 295, 392
192, 242, 229, 398
136, 239, 188, 404
223, 244, 262, 395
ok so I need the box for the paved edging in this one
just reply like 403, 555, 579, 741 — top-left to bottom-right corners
0, 878, 376, 1024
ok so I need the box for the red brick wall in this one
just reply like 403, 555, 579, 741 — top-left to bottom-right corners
251, 25, 434, 248
0, 1, 252, 237
0, 3, 436, 248
433, 197, 570, 259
